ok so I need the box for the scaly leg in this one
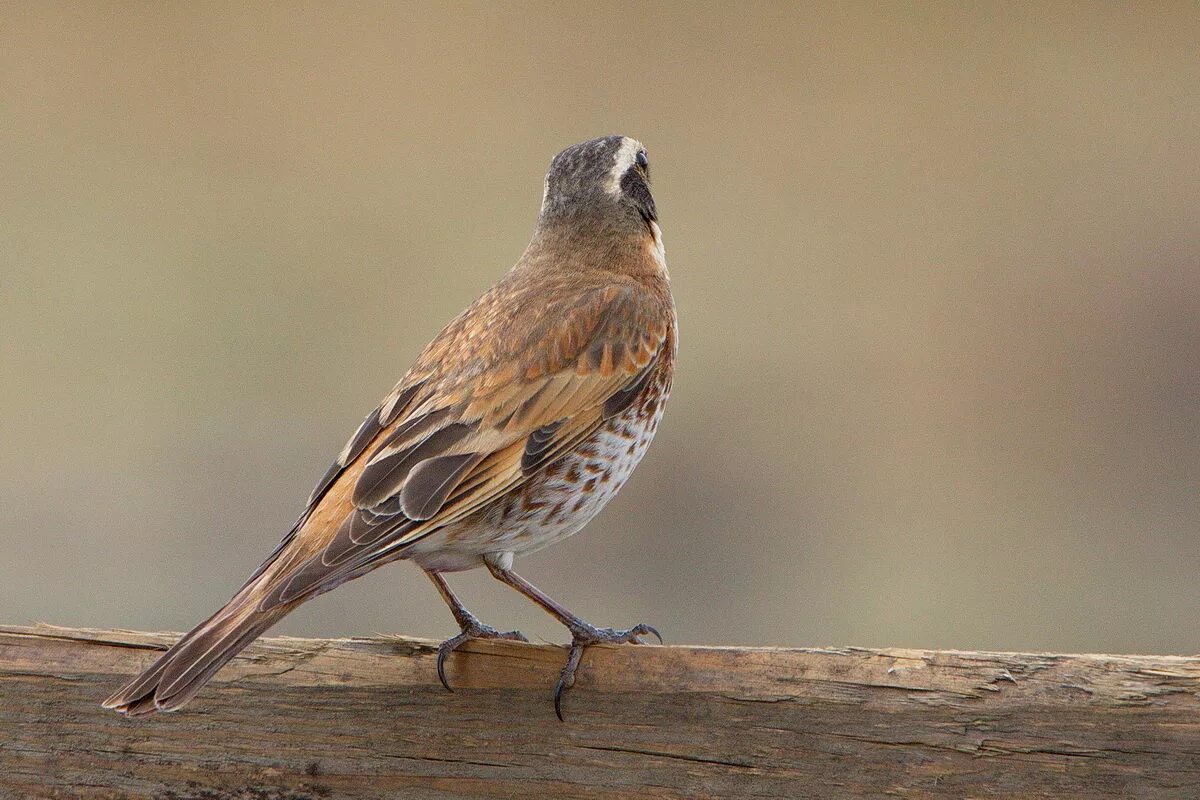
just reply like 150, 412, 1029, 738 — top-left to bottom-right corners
424, 569, 527, 692
484, 559, 661, 720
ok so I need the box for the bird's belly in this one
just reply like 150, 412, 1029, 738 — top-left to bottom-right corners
408, 396, 666, 571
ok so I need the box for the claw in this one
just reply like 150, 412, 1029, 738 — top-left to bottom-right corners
631, 623, 663, 645
554, 644, 585, 722
553, 622, 663, 722
435, 623, 527, 692
436, 632, 468, 692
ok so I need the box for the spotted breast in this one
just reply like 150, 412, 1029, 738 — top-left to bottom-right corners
407, 316, 675, 573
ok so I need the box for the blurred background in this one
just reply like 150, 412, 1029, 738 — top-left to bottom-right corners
3, 3, 1199, 655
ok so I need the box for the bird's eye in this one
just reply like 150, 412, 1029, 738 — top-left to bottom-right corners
635, 150, 649, 169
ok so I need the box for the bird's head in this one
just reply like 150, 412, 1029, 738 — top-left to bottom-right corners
538, 136, 657, 234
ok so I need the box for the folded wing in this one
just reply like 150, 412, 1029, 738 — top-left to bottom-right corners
257, 278, 670, 609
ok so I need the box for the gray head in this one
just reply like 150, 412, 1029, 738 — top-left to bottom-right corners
538, 136, 656, 232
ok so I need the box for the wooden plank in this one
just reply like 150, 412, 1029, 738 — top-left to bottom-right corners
2, 624, 1199, 798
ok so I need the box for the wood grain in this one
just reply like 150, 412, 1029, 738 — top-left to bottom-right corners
3, 624, 1199, 799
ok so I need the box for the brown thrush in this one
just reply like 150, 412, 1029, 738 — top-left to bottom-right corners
103, 135, 676, 721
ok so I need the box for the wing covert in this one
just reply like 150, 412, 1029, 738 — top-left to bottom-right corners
258, 279, 670, 610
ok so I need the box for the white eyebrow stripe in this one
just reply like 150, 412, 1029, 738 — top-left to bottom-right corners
604, 137, 642, 195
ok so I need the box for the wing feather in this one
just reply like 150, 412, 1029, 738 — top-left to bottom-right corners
400, 452, 485, 520
255, 279, 670, 610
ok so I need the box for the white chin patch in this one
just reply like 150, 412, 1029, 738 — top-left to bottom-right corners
604, 137, 643, 196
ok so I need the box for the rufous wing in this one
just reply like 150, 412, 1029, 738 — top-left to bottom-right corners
255, 279, 670, 609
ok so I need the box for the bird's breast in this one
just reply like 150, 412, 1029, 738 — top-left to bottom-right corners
412, 348, 673, 570
494, 379, 670, 554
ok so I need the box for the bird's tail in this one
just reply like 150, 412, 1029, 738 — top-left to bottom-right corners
101, 575, 291, 716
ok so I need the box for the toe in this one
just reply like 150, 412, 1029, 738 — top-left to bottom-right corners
437, 625, 527, 691
554, 644, 586, 722
631, 624, 663, 645
436, 638, 463, 692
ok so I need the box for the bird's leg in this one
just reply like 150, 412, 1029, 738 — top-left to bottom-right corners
484, 559, 661, 721
424, 569, 527, 692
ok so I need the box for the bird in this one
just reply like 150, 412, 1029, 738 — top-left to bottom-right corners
103, 135, 677, 721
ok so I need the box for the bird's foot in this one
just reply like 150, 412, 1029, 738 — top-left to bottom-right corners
437, 617, 527, 692
554, 622, 662, 721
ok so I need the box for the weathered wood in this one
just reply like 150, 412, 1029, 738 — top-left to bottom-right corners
2, 624, 1199, 799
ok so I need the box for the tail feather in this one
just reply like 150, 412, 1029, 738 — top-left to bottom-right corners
102, 590, 288, 715
101, 648, 173, 713
118, 693, 162, 717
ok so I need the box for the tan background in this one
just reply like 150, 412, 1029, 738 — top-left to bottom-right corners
3, 2, 1199, 655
